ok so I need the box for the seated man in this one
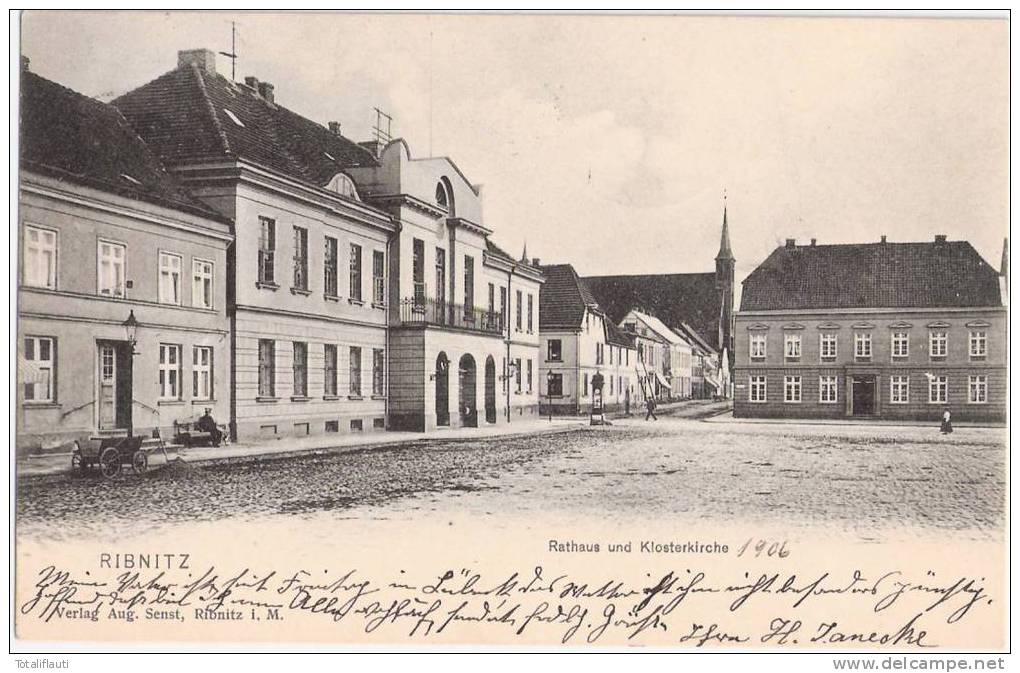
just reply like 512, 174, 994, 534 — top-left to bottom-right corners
195, 408, 224, 447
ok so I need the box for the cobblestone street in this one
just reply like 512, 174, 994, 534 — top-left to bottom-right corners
16, 415, 1005, 542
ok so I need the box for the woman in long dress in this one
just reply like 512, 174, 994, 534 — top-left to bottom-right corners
940, 408, 954, 434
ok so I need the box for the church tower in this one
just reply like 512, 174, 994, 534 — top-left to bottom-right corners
715, 197, 735, 366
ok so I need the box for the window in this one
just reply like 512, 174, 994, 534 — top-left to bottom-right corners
970, 331, 987, 358
968, 375, 987, 404
929, 331, 947, 358
749, 375, 767, 403
192, 346, 213, 400
609, 346, 614, 365
24, 225, 57, 289
784, 376, 801, 403
22, 336, 55, 402
499, 287, 507, 328
526, 359, 533, 394
854, 332, 872, 359
434, 246, 445, 306
258, 217, 276, 285
928, 375, 947, 404
373, 349, 384, 396
98, 240, 126, 297
527, 294, 534, 333
548, 339, 562, 362
193, 259, 214, 309
324, 237, 338, 297
292, 227, 308, 290
548, 373, 563, 397
412, 238, 425, 301
596, 343, 604, 365
892, 332, 909, 358
324, 344, 338, 397
515, 289, 523, 331
784, 334, 801, 359
820, 333, 837, 360
891, 375, 909, 404
292, 342, 308, 397
515, 358, 522, 394
750, 334, 767, 360
325, 420, 339, 433
349, 346, 362, 396
158, 344, 181, 400
373, 251, 385, 305
463, 256, 474, 312
351, 419, 363, 432
349, 243, 362, 301
258, 339, 275, 397
157, 252, 183, 305
487, 283, 495, 316
436, 181, 449, 209
819, 375, 838, 404
581, 373, 588, 398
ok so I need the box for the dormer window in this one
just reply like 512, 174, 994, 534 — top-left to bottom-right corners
325, 173, 360, 200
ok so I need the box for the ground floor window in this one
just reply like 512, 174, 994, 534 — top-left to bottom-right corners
258, 339, 275, 397
159, 344, 181, 400
349, 346, 362, 396
514, 358, 522, 394
292, 341, 308, 397
526, 359, 533, 394
749, 375, 766, 403
372, 348, 385, 396
928, 375, 947, 404
548, 373, 563, 397
784, 375, 801, 403
324, 344, 338, 397
819, 375, 837, 403
22, 336, 55, 403
890, 375, 910, 404
192, 346, 213, 400
968, 375, 987, 404
581, 373, 588, 398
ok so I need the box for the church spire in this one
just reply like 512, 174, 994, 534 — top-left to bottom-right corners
716, 191, 734, 261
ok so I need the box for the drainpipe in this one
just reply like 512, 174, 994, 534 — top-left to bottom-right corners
384, 220, 400, 430
505, 263, 514, 423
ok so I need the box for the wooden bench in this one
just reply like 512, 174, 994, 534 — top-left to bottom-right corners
172, 419, 228, 448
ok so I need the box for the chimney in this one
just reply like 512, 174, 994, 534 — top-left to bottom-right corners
244, 76, 259, 92
20, 55, 29, 72
785, 238, 796, 249
934, 234, 947, 244
532, 257, 541, 266
810, 238, 817, 247
178, 48, 217, 74
328, 121, 342, 136
880, 235, 887, 243
258, 82, 274, 104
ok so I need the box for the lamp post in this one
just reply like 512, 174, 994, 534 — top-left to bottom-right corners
122, 310, 139, 437
546, 370, 555, 422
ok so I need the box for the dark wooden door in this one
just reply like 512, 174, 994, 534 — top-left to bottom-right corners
852, 376, 875, 416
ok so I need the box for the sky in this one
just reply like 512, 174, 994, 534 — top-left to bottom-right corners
19, 12, 1009, 293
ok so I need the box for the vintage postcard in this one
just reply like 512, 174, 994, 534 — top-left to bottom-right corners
11, 10, 1010, 656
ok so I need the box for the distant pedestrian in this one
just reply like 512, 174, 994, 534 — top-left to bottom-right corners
197, 408, 224, 447
940, 408, 953, 435
645, 397, 658, 421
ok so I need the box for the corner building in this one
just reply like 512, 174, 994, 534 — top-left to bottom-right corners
734, 236, 1007, 422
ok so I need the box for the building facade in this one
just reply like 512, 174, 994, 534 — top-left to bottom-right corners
349, 140, 544, 430
620, 309, 694, 400
537, 264, 637, 416
114, 50, 396, 440
734, 236, 1007, 422
17, 65, 232, 454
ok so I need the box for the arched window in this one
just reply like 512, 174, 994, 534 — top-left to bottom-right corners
435, 181, 449, 209
325, 173, 360, 200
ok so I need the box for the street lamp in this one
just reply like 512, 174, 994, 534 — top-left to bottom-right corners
122, 310, 139, 437
546, 370, 555, 422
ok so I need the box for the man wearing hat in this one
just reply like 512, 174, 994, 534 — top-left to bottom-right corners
196, 407, 224, 447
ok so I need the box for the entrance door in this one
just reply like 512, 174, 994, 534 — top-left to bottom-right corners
97, 341, 132, 431
459, 354, 477, 427
435, 352, 450, 426
484, 356, 496, 424
852, 376, 875, 416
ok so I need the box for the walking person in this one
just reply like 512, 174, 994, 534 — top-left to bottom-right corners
645, 396, 658, 421
940, 408, 954, 435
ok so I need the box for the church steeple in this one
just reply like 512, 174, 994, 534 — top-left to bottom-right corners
716, 192, 734, 262
714, 193, 736, 376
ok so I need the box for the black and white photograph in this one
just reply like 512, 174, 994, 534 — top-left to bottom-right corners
9, 9, 1010, 660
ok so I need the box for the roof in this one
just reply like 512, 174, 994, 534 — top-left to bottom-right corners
625, 310, 688, 346
605, 320, 635, 348
19, 70, 227, 222
675, 321, 715, 355
537, 263, 601, 330
112, 62, 379, 188
740, 240, 1003, 311
582, 273, 724, 350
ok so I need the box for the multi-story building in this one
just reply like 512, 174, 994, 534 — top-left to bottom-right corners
348, 139, 544, 430
114, 50, 396, 439
734, 236, 1007, 421
583, 202, 736, 393
674, 321, 727, 399
620, 309, 694, 400
537, 264, 636, 415
16, 61, 233, 454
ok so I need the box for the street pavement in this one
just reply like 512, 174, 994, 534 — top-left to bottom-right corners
16, 408, 1004, 544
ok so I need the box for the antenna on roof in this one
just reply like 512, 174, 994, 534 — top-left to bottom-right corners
373, 107, 393, 147
219, 21, 238, 81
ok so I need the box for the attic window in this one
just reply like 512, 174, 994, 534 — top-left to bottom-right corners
222, 108, 245, 127
119, 173, 141, 185
324, 172, 360, 200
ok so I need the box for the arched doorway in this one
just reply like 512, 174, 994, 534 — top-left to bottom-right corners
484, 356, 496, 424
435, 352, 450, 426
458, 354, 477, 428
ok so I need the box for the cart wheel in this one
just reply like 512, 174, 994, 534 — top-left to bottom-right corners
71, 442, 83, 475
132, 451, 148, 475
99, 447, 122, 478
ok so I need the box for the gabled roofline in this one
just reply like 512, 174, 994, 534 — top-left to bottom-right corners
385, 138, 481, 196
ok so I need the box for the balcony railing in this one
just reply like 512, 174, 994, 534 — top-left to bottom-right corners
400, 297, 503, 336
